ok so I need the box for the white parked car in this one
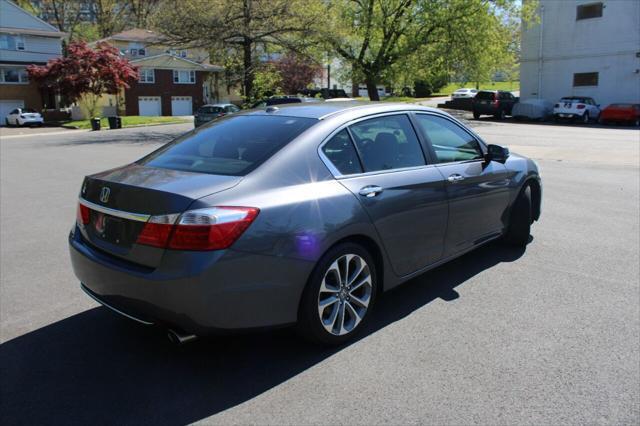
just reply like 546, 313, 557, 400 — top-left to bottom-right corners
451, 88, 478, 99
5, 108, 44, 127
512, 99, 554, 121
553, 97, 600, 124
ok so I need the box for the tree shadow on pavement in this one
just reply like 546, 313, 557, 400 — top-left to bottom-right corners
0, 241, 526, 425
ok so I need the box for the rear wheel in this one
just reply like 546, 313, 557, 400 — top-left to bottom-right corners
494, 109, 505, 120
4, 118, 9, 127
503, 186, 531, 247
473, 111, 480, 120
635, 118, 640, 127
582, 112, 590, 124
297, 243, 377, 346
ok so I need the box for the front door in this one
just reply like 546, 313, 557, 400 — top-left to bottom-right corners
331, 114, 449, 276
413, 113, 511, 256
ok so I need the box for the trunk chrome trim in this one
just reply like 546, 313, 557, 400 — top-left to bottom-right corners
79, 197, 151, 222
81, 283, 155, 325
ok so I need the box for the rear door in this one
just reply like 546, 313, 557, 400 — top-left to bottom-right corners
413, 113, 511, 257
325, 113, 449, 276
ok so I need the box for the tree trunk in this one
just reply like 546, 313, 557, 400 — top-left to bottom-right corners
365, 75, 379, 101
242, 39, 253, 100
351, 76, 359, 97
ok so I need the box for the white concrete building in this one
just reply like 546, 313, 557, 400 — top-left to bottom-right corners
520, 0, 640, 106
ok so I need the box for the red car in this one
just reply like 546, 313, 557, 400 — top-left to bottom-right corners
599, 103, 640, 126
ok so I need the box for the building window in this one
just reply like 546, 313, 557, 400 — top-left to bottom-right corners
576, 3, 603, 20
128, 42, 145, 57
168, 49, 188, 58
138, 68, 155, 83
573, 72, 599, 87
0, 67, 28, 84
0, 34, 25, 51
173, 70, 196, 84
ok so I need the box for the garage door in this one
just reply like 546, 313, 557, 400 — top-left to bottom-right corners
138, 96, 161, 116
0, 100, 25, 125
171, 96, 192, 116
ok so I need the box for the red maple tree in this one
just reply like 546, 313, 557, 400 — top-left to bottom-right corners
27, 41, 138, 116
274, 53, 322, 95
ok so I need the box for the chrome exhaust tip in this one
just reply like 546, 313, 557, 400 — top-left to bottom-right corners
167, 328, 198, 345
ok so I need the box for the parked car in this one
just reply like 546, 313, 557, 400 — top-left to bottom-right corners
5, 108, 44, 127
511, 99, 554, 121
472, 90, 519, 120
451, 88, 478, 99
299, 88, 349, 99
598, 103, 640, 126
251, 96, 321, 109
194, 103, 240, 127
553, 97, 600, 124
70, 103, 541, 346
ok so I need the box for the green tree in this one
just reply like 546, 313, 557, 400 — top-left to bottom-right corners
321, 0, 530, 100
153, 0, 320, 101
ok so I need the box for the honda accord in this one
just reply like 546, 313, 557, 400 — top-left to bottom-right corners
69, 102, 542, 345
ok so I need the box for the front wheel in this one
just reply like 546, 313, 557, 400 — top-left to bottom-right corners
503, 186, 531, 246
473, 111, 480, 120
582, 112, 590, 124
495, 109, 506, 120
297, 243, 377, 346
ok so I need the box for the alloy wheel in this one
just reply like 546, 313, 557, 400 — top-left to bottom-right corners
317, 254, 372, 336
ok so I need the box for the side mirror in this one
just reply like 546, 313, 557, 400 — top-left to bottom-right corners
486, 144, 509, 163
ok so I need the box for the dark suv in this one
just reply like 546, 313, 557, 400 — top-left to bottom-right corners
473, 90, 518, 120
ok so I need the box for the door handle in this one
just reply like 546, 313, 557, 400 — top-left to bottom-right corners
358, 185, 384, 198
447, 174, 465, 183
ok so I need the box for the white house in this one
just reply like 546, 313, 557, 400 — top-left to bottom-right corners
0, 0, 64, 120
520, 0, 640, 106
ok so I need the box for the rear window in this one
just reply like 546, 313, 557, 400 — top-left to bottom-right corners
138, 115, 316, 176
22, 108, 37, 113
198, 106, 224, 114
475, 91, 495, 100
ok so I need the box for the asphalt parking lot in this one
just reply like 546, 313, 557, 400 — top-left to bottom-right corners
1, 116, 638, 425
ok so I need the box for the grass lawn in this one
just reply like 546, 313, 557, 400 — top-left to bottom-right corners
433, 81, 520, 96
64, 116, 190, 129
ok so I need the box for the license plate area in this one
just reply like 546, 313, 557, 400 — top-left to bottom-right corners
89, 211, 142, 248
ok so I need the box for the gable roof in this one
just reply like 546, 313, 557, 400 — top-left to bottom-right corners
0, 0, 64, 36
130, 53, 223, 71
98, 28, 165, 44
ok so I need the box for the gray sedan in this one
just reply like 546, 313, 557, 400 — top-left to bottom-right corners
69, 102, 542, 345
194, 103, 241, 127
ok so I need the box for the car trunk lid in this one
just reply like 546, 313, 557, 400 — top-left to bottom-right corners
78, 163, 241, 267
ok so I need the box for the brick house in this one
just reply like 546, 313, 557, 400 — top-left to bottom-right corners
95, 29, 238, 116
0, 0, 64, 121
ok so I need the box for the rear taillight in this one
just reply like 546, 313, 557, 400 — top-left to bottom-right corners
136, 207, 259, 251
77, 202, 90, 225
492, 95, 499, 106
576, 104, 586, 109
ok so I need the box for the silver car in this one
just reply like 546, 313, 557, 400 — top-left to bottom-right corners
194, 103, 241, 127
70, 102, 542, 345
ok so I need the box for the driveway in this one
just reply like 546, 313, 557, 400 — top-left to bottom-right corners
1, 120, 638, 425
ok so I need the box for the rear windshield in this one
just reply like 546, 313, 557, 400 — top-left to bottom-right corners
138, 115, 316, 176
198, 106, 224, 114
475, 91, 495, 100
560, 97, 589, 103
22, 108, 37, 113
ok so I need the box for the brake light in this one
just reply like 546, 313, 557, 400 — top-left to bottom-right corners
77, 202, 90, 225
136, 207, 259, 250
576, 104, 586, 109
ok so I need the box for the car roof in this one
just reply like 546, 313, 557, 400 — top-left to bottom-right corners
242, 101, 447, 120
201, 103, 235, 107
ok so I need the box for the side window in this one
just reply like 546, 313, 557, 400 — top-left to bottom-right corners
349, 115, 425, 172
321, 129, 363, 175
415, 115, 484, 163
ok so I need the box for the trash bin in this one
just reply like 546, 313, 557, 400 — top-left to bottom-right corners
108, 116, 122, 129
90, 117, 101, 131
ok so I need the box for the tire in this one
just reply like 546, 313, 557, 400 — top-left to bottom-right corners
4, 118, 9, 127
473, 111, 480, 120
582, 112, 589, 124
297, 242, 377, 346
635, 118, 640, 127
503, 185, 531, 247
494, 109, 505, 120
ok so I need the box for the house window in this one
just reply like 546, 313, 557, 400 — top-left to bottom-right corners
573, 72, 599, 87
128, 42, 145, 56
139, 68, 155, 83
0, 67, 28, 84
576, 3, 603, 20
173, 70, 196, 84
0, 34, 25, 51
168, 49, 188, 58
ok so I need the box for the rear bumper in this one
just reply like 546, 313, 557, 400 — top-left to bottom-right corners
69, 227, 314, 335
473, 104, 499, 115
